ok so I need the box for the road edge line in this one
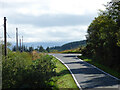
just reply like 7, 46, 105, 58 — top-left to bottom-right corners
76, 56, 120, 81
52, 55, 82, 90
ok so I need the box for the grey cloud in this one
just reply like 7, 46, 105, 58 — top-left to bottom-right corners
8, 14, 95, 27
0, 1, 31, 8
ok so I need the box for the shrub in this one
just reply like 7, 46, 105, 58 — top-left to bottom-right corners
2, 51, 56, 89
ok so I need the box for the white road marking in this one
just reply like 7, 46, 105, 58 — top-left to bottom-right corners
75, 56, 120, 81
52, 55, 82, 90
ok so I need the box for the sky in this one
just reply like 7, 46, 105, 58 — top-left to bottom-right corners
0, 0, 111, 45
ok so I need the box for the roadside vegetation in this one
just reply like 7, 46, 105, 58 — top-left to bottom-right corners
2, 45, 78, 89
78, 55, 120, 79
12, 45, 50, 53
81, 0, 120, 77
50, 40, 86, 52
2, 50, 56, 89
2, 0, 120, 89
61, 0, 120, 79
52, 57, 78, 89
61, 46, 85, 54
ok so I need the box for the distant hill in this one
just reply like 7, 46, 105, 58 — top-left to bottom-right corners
50, 40, 86, 51
10, 41, 66, 50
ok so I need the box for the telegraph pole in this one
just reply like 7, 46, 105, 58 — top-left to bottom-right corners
16, 28, 18, 51
22, 36, 23, 52
4, 17, 7, 56
20, 39, 21, 52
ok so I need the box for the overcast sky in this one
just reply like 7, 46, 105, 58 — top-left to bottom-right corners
0, 0, 111, 44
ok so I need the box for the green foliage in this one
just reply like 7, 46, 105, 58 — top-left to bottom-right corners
2, 51, 56, 89
116, 28, 120, 47
12, 46, 16, 51
50, 50, 59, 53
2, 42, 12, 55
28, 46, 34, 52
50, 40, 86, 51
38, 46, 45, 52
78, 56, 120, 79
62, 46, 85, 54
103, 0, 120, 46
83, 0, 120, 73
46, 47, 50, 52
51, 57, 78, 89
12, 45, 29, 52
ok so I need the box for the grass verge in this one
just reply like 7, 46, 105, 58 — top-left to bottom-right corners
51, 57, 79, 89
78, 55, 120, 79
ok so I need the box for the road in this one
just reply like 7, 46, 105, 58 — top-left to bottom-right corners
50, 53, 120, 90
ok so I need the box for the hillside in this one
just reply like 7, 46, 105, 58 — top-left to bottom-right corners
50, 40, 86, 51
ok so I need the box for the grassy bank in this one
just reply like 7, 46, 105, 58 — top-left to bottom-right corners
78, 55, 120, 79
51, 57, 79, 89
61, 48, 81, 54
2, 50, 78, 89
61, 46, 85, 54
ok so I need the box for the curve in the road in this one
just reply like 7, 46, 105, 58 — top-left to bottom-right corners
51, 54, 120, 90
53, 54, 82, 90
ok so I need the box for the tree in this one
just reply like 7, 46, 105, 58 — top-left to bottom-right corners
28, 46, 34, 52
23, 46, 28, 52
46, 47, 50, 53
38, 46, 45, 52
12, 46, 16, 51
102, 0, 120, 47
84, 0, 120, 71
116, 28, 120, 47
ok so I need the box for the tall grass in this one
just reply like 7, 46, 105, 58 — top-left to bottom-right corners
61, 46, 85, 53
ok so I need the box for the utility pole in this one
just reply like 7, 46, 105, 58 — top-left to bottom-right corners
22, 36, 23, 52
16, 28, 18, 51
4, 17, 7, 56
20, 39, 21, 52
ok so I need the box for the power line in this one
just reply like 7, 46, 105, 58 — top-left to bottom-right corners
0, 25, 3, 30
6, 32, 12, 39
0, 24, 4, 27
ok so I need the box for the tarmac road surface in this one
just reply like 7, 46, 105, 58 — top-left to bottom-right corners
50, 53, 120, 90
